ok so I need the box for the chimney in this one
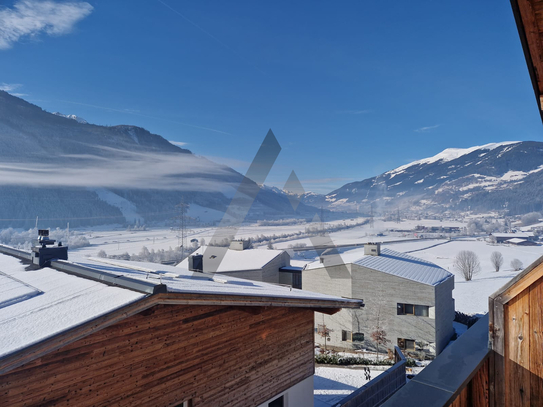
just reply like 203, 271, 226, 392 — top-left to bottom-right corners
229, 240, 249, 251
364, 243, 380, 256
188, 254, 203, 272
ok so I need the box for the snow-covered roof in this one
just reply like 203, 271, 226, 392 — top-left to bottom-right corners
175, 246, 286, 273
0, 252, 360, 362
505, 238, 528, 244
83, 257, 350, 302
353, 249, 452, 286
0, 253, 144, 359
492, 232, 535, 238
306, 248, 452, 286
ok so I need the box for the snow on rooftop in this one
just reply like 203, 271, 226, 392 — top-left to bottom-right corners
306, 247, 452, 286
81, 257, 354, 303
505, 238, 528, 244
175, 246, 285, 273
354, 249, 452, 286
0, 254, 145, 359
492, 232, 535, 238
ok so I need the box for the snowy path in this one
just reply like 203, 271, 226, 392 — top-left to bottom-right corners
314, 366, 384, 407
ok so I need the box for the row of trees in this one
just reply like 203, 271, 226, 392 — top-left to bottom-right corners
454, 250, 523, 281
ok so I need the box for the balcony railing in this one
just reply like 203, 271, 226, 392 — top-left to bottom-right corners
338, 346, 407, 407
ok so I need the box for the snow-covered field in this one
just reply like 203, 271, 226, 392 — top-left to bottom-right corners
383, 239, 543, 314
314, 366, 384, 407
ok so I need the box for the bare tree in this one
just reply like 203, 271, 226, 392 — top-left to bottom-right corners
511, 258, 524, 271
370, 304, 390, 361
370, 328, 390, 361
454, 250, 481, 281
490, 251, 504, 272
317, 314, 331, 352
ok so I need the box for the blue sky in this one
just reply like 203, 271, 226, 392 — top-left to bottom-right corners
1, 0, 542, 193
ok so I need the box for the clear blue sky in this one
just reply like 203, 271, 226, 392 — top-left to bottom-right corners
1, 0, 542, 193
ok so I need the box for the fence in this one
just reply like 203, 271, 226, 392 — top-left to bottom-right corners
338, 346, 407, 407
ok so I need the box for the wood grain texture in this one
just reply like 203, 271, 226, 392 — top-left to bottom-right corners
449, 358, 489, 407
505, 289, 531, 406
530, 277, 543, 405
0, 304, 315, 407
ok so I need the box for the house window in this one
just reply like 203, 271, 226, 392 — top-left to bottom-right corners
352, 332, 364, 342
397, 338, 415, 351
397, 303, 429, 317
342, 331, 364, 342
269, 395, 284, 407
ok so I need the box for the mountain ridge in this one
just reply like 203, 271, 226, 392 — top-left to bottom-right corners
0, 91, 322, 227
320, 141, 543, 215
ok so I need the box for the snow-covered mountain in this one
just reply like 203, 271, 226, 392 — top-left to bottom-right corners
324, 141, 543, 215
52, 112, 88, 124
0, 91, 321, 227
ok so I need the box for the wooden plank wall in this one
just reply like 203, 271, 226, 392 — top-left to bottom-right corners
0, 305, 315, 407
502, 276, 543, 406
449, 358, 489, 407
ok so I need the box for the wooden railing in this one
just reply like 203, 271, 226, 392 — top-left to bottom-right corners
338, 347, 407, 407
381, 315, 490, 407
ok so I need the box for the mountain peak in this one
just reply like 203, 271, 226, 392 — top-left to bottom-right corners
53, 112, 88, 124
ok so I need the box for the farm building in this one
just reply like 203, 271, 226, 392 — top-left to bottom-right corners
0, 249, 361, 407
491, 232, 537, 243
177, 245, 302, 288
505, 237, 539, 246
303, 243, 455, 356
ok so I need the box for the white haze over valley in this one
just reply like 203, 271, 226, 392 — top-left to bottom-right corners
0, 148, 238, 192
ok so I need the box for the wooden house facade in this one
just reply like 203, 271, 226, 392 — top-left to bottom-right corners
0, 252, 361, 407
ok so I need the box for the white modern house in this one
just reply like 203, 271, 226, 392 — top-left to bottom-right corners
177, 243, 302, 287
303, 243, 455, 356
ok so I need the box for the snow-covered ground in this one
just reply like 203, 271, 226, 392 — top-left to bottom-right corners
384, 239, 543, 314
314, 366, 384, 407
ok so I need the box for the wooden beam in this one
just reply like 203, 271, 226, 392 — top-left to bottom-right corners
489, 255, 543, 304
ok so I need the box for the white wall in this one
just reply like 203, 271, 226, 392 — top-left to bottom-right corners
256, 375, 314, 407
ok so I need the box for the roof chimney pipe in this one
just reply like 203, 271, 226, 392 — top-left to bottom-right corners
364, 243, 381, 256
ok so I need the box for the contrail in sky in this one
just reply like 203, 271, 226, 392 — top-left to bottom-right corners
156, 0, 266, 75
56, 99, 232, 135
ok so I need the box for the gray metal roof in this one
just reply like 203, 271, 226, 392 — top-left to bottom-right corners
353, 248, 453, 286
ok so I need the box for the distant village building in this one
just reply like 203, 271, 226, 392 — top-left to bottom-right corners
303, 243, 455, 356
415, 225, 461, 234
178, 243, 302, 288
491, 232, 537, 243
0, 251, 360, 407
505, 238, 539, 246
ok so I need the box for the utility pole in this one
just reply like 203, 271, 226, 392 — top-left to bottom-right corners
320, 206, 325, 235
175, 198, 189, 260
369, 203, 374, 228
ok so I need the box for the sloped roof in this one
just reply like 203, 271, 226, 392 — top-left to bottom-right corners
505, 238, 528, 244
175, 246, 285, 273
352, 248, 452, 286
492, 232, 534, 238
0, 252, 362, 372
83, 257, 347, 302
0, 253, 144, 359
